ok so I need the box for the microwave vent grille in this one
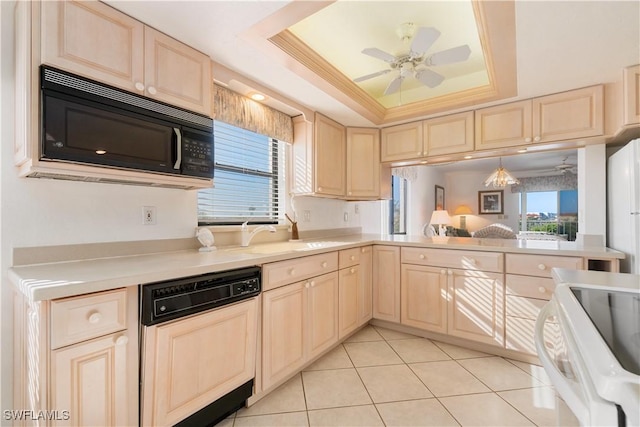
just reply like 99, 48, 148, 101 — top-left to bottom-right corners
43, 68, 213, 130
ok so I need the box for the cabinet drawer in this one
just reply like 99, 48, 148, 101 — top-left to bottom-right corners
401, 247, 503, 272
506, 274, 555, 300
505, 254, 583, 278
339, 247, 367, 268
51, 288, 127, 349
263, 252, 338, 291
506, 295, 547, 320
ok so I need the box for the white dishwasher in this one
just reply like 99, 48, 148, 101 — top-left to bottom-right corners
140, 267, 261, 426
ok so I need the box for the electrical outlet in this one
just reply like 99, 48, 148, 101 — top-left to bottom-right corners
354, 204, 360, 214
143, 206, 156, 225
303, 210, 311, 222
344, 212, 349, 222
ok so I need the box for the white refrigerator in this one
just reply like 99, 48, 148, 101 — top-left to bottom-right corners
607, 139, 640, 274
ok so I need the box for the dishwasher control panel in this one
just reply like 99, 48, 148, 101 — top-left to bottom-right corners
140, 266, 261, 326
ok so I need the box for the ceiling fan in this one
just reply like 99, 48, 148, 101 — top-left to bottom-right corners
353, 23, 472, 95
525, 157, 578, 175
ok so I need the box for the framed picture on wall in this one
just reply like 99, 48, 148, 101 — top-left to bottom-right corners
478, 190, 503, 214
435, 185, 445, 210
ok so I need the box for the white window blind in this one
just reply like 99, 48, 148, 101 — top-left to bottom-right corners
198, 121, 284, 224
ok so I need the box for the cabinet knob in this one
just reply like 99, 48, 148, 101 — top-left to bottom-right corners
348, 191, 352, 196
317, 187, 323, 192
350, 255, 356, 261
440, 269, 446, 275
419, 254, 426, 260
290, 268, 296, 276
305, 282, 310, 288
468, 258, 476, 265
310, 281, 316, 287
537, 263, 546, 271
88, 312, 102, 324
538, 286, 546, 294
525, 137, 532, 143
447, 270, 453, 276
350, 268, 355, 274
417, 152, 422, 156
147, 86, 157, 95
361, 248, 366, 254
534, 136, 541, 142
115, 335, 129, 346
134, 82, 145, 91
321, 262, 328, 268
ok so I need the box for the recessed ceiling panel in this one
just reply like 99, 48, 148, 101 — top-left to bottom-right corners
288, 1, 489, 109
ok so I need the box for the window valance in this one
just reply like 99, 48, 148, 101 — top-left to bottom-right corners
510, 173, 577, 193
213, 84, 293, 143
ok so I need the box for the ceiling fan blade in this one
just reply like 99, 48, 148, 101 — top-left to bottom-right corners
410, 27, 440, 56
353, 69, 391, 82
361, 47, 397, 63
384, 75, 404, 95
415, 69, 445, 88
427, 45, 472, 66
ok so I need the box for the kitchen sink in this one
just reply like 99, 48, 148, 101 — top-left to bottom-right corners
227, 240, 346, 254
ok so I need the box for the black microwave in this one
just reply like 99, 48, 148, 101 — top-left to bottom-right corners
40, 66, 214, 179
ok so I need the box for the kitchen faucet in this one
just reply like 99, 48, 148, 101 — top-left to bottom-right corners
240, 221, 277, 247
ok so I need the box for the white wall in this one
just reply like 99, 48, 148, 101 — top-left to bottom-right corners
445, 170, 520, 232
291, 196, 361, 232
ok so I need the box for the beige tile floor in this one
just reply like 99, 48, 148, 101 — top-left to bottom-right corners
220, 325, 571, 427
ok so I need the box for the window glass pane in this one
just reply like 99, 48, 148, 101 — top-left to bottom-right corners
197, 121, 282, 225
390, 175, 407, 234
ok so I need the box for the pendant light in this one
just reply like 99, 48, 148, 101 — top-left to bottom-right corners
484, 158, 519, 188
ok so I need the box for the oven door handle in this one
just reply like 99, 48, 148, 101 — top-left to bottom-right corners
535, 302, 589, 425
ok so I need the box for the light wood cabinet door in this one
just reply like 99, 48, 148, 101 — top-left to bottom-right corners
401, 264, 448, 334
144, 26, 212, 116
339, 266, 360, 339
358, 246, 373, 326
423, 111, 474, 157
372, 246, 401, 322
314, 113, 346, 197
447, 269, 505, 347
532, 85, 603, 143
475, 100, 533, 150
262, 284, 306, 391
41, 0, 145, 93
51, 332, 133, 427
142, 298, 258, 426
346, 127, 380, 199
306, 272, 339, 360
624, 65, 640, 125
381, 121, 424, 162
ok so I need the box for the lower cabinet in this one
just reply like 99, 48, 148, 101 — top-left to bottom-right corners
339, 265, 361, 339
447, 269, 505, 347
372, 245, 401, 322
338, 246, 373, 339
262, 271, 338, 391
51, 333, 130, 427
400, 265, 505, 347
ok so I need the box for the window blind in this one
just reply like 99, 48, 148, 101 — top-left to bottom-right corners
198, 121, 284, 224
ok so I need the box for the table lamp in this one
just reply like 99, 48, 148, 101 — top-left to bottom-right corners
430, 210, 451, 237
454, 205, 473, 230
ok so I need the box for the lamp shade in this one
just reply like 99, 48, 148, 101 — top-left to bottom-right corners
430, 210, 451, 225
454, 205, 473, 215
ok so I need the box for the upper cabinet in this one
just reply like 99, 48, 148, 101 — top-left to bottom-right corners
623, 64, 640, 126
474, 100, 533, 150
423, 111, 474, 157
41, 1, 211, 116
475, 86, 603, 150
380, 121, 423, 162
314, 113, 346, 197
291, 115, 386, 200
346, 128, 380, 199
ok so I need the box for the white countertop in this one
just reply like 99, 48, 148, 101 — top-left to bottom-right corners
10, 234, 624, 301
552, 268, 640, 289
